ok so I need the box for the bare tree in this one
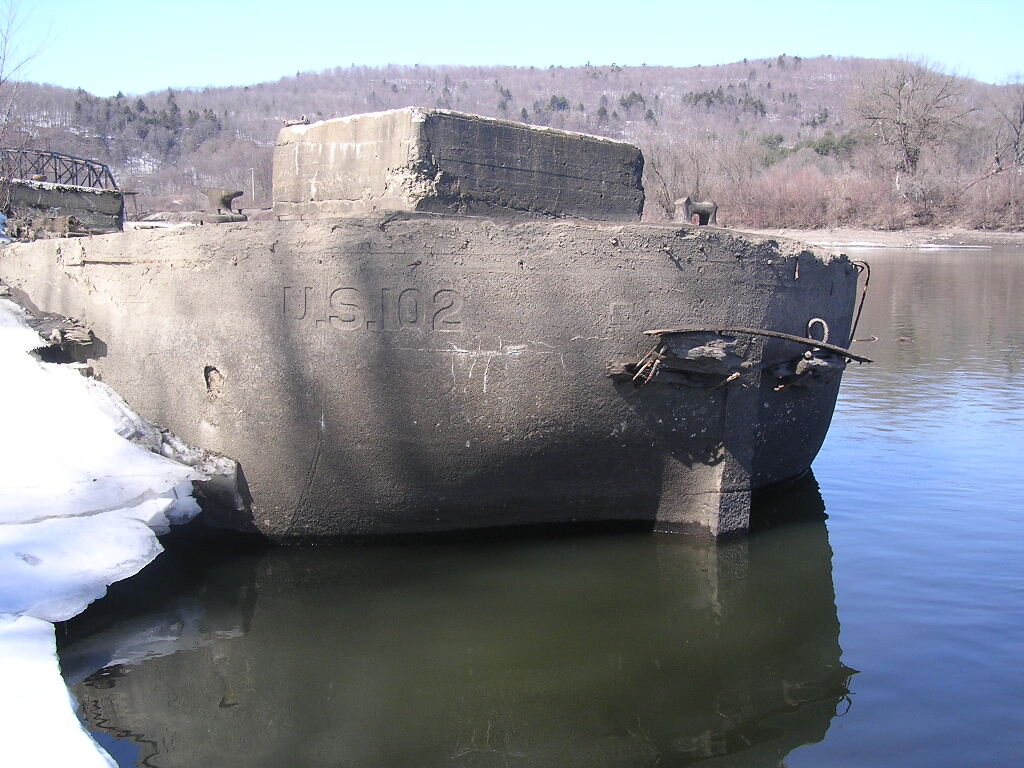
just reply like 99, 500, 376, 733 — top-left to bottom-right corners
993, 76, 1024, 169
945, 76, 1024, 203
0, 1, 39, 145
857, 60, 973, 186
0, 1, 39, 216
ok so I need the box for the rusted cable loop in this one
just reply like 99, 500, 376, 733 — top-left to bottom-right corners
806, 317, 829, 344
643, 326, 873, 364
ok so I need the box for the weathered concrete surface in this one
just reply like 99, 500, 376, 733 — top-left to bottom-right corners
140, 211, 246, 225
0, 217, 857, 540
273, 108, 644, 221
8, 179, 124, 234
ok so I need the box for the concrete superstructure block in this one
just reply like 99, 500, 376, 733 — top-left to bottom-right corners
272, 108, 644, 222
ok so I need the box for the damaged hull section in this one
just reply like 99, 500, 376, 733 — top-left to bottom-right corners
0, 217, 858, 539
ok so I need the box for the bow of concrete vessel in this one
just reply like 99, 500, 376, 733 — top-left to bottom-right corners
0, 109, 860, 540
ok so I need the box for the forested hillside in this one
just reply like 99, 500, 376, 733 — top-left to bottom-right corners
8, 55, 1023, 229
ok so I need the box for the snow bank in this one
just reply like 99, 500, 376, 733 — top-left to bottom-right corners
0, 298, 203, 767
1, 617, 117, 768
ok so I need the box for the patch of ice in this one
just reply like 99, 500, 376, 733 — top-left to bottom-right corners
0, 616, 117, 767
0, 302, 202, 526
0, 298, 204, 766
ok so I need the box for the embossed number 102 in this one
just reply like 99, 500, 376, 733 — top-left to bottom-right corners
329, 287, 463, 332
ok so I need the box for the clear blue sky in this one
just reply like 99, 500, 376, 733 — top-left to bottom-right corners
15, 0, 1024, 96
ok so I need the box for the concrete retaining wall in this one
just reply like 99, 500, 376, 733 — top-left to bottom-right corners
8, 179, 124, 234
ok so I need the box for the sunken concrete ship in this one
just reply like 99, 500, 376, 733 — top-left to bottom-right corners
0, 108, 864, 540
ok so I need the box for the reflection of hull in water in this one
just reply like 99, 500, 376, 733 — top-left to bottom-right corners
2, 220, 858, 540
62, 484, 854, 768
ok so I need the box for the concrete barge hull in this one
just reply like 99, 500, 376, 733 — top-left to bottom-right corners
0, 218, 857, 539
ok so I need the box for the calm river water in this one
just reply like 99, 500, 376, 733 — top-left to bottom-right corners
59, 246, 1024, 767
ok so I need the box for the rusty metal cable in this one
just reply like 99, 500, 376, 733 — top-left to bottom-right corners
849, 260, 871, 346
643, 327, 873, 364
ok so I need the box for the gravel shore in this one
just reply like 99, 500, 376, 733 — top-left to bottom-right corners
739, 227, 1024, 249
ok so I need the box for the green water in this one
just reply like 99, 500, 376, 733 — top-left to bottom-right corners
59, 247, 1024, 767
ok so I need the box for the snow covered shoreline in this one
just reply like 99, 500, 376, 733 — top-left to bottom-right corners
0, 299, 206, 767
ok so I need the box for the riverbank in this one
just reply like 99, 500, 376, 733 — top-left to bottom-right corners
741, 227, 1024, 249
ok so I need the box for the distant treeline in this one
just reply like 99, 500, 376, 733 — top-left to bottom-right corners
7, 55, 1023, 229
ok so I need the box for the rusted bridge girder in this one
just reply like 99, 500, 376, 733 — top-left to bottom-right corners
0, 148, 118, 190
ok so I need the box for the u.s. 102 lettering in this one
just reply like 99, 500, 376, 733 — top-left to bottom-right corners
283, 286, 464, 332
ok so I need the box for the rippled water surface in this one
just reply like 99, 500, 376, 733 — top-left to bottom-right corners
59, 247, 1024, 767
